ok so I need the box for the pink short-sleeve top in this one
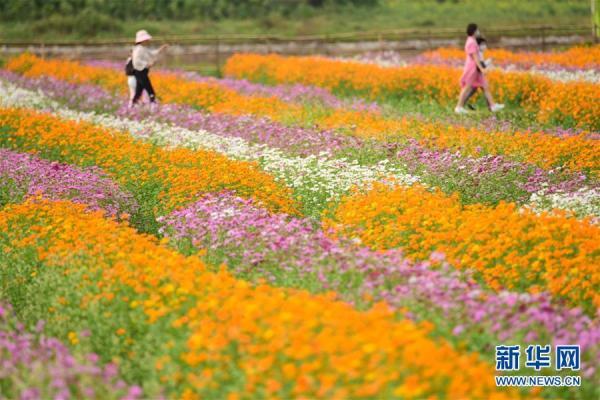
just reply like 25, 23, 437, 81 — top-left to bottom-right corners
464, 36, 479, 70
460, 36, 486, 88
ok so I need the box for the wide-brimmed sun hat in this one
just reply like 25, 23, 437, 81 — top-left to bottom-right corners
135, 30, 152, 44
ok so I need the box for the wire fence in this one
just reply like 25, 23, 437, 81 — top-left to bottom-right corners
0, 24, 593, 46
1, 24, 595, 73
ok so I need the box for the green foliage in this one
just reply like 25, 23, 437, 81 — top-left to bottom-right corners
0, 0, 378, 21
0, 0, 589, 40
31, 9, 122, 37
0, 177, 25, 208
594, 0, 600, 36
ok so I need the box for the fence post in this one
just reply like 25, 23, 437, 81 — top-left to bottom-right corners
426, 29, 432, 50
214, 35, 221, 77
541, 27, 546, 51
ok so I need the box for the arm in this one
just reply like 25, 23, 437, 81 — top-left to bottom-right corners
148, 44, 168, 67
470, 52, 486, 72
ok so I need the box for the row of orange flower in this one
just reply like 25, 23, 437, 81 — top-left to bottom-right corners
6, 53, 290, 118
421, 45, 600, 70
323, 182, 600, 311
0, 199, 520, 399
0, 107, 298, 218
7, 54, 598, 177
318, 112, 599, 176
0, 55, 589, 398
223, 53, 600, 130
0, 98, 520, 398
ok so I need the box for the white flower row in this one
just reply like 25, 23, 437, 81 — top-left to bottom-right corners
342, 55, 600, 83
0, 81, 419, 215
527, 188, 600, 223
340, 53, 408, 68
501, 65, 600, 83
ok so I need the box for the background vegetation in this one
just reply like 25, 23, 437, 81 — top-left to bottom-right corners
0, 0, 592, 41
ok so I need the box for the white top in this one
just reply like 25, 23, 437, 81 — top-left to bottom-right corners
132, 44, 161, 71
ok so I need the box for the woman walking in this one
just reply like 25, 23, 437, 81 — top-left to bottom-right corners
131, 30, 167, 107
455, 23, 503, 114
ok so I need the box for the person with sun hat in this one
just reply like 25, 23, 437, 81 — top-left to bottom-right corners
131, 29, 168, 106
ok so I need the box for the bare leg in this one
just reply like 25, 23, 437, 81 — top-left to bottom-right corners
128, 86, 135, 107
456, 86, 471, 108
482, 86, 496, 110
463, 86, 479, 108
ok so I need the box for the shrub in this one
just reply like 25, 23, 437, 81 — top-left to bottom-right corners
32, 9, 122, 37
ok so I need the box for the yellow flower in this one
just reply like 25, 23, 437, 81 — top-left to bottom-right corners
67, 331, 79, 345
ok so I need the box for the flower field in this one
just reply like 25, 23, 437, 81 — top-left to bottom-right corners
419, 46, 600, 72
0, 47, 598, 399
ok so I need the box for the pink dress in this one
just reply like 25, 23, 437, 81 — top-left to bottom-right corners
460, 36, 486, 88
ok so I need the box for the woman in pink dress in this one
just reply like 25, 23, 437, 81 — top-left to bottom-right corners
455, 23, 504, 114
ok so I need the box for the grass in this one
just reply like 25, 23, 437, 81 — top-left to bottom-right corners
377, 95, 542, 131
179, 62, 223, 78
0, 0, 592, 41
